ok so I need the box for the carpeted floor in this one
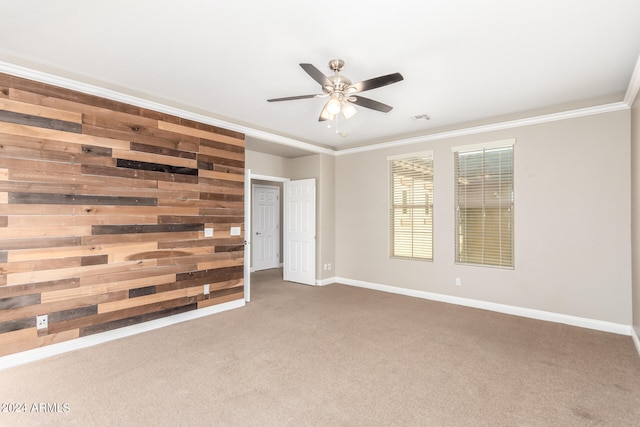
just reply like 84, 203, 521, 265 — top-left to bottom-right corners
1, 268, 640, 426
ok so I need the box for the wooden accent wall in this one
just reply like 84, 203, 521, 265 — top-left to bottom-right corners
0, 73, 245, 356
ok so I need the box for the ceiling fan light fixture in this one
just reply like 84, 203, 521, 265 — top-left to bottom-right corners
341, 102, 357, 119
326, 96, 342, 115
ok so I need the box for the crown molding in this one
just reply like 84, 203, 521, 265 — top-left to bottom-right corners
0, 61, 334, 156
624, 54, 640, 107
335, 102, 629, 156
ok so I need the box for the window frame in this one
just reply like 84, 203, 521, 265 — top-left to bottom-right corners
452, 139, 515, 269
388, 150, 434, 261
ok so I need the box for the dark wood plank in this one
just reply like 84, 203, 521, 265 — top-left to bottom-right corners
92, 223, 203, 235
81, 255, 109, 266
0, 294, 40, 310
9, 192, 158, 206
130, 142, 197, 160
48, 305, 98, 323
0, 110, 82, 133
129, 286, 156, 298
200, 193, 244, 203
116, 158, 198, 176
82, 144, 112, 157
0, 317, 35, 334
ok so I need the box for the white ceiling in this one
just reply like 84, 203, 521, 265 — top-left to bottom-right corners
0, 1, 639, 157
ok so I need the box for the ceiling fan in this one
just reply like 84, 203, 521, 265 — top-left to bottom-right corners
267, 59, 404, 122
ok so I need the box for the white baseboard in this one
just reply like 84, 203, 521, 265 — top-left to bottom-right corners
632, 327, 640, 357
336, 277, 632, 336
0, 299, 245, 371
316, 276, 336, 286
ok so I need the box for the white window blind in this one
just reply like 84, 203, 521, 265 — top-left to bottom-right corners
453, 140, 514, 268
389, 151, 434, 260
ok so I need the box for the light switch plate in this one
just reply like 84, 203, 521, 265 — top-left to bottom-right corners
230, 227, 241, 236
204, 228, 213, 237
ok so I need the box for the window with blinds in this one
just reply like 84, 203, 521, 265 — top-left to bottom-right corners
453, 140, 514, 268
389, 151, 434, 260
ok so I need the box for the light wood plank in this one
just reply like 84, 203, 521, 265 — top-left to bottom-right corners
8, 242, 158, 262
6, 259, 158, 286
0, 329, 79, 357
157, 121, 245, 147
0, 225, 92, 239
0, 121, 130, 150
197, 289, 244, 309
0, 98, 83, 123
198, 145, 245, 161
8, 214, 159, 227
198, 169, 245, 182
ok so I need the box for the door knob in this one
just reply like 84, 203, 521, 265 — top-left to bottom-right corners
256, 232, 261, 235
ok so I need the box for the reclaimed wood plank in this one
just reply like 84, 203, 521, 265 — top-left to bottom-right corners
8, 242, 158, 263
0, 329, 79, 357
0, 98, 82, 123
6, 259, 158, 286
157, 121, 245, 147
0, 110, 82, 133
0, 225, 91, 239
0, 121, 130, 150
197, 289, 243, 309
8, 192, 157, 206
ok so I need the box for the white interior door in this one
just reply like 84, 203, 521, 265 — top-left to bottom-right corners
283, 178, 316, 285
252, 184, 280, 271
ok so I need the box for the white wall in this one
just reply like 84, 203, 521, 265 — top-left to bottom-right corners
335, 110, 631, 325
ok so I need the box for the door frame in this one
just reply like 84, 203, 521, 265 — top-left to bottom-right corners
245, 173, 290, 301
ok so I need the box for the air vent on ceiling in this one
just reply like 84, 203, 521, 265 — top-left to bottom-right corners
411, 114, 431, 121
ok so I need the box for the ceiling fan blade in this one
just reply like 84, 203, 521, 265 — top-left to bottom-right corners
350, 96, 393, 113
318, 102, 333, 122
267, 94, 322, 102
300, 63, 332, 87
348, 72, 404, 93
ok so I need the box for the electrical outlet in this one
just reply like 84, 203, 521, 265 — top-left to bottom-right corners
204, 284, 210, 295
328, 263, 332, 270
36, 314, 48, 330
455, 278, 462, 286
204, 228, 213, 237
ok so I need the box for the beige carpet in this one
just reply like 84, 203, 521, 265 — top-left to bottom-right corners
1, 268, 640, 426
